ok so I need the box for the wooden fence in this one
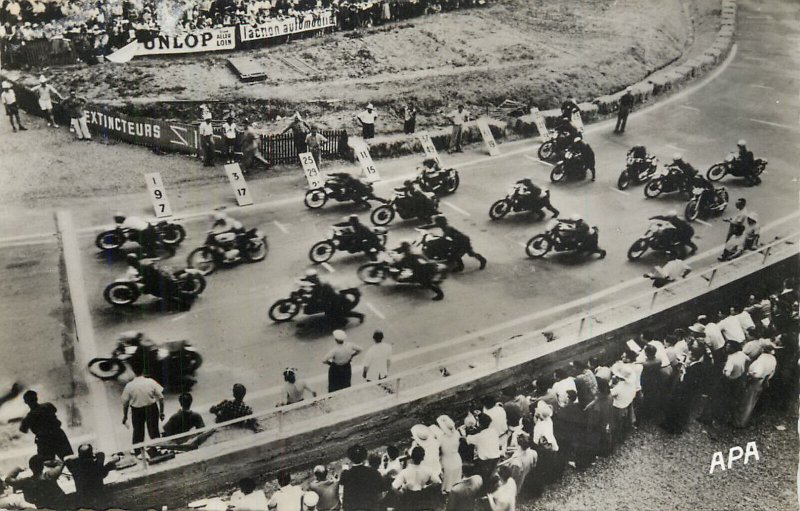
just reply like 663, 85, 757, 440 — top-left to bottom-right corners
258, 130, 348, 164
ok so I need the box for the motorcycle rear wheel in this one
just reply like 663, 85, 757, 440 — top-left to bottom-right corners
684, 200, 700, 222
525, 234, 552, 258
269, 299, 300, 322
160, 224, 186, 246
550, 164, 566, 183
706, 163, 727, 182
103, 282, 140, 306
627, 238, 649, 260
617, 170, 631, 190
538, 140, 556, 161
370, 205, 395, 226
309, 240, 336, 263
357, 263, 387, 284
304, 189, 328, 209
187, 247, 217, 275
87, 358, 126, 380
643, 179, 663, 198
95, 230, 125, 250
489, 199, 511, 220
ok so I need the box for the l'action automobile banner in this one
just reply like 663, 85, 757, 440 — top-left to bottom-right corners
85, 109, 201, 153
136, 26, 236, 56
239, 10, 335, 41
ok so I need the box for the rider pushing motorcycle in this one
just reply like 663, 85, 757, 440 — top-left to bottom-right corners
569, 137, 596, 181
419, 215, 487, 272
392, 241, 445, 301
554, 214, 596, 250
514, 179, 560, 218
394, 180, 439, 221
300, 270, 365, 323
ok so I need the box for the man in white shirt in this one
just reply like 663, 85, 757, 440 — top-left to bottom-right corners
268, 471, 303, 511
499, 434, 536, 495
482, 396, 508, 437
736, 345, 777, 427
362, 330, 392, 382
447, 104, 469, 153
222, 115, 238, 163
199, 113, 215, 167
719, 307, 747, 343
644, 257, 691, 287
552, 369, 576, 406
356, 103, 377, 139
230, 477, 269, 511
391, 446, 440, 493
121, 361, 164, 458
467, 414, 503, 482
1, 81, 26, 132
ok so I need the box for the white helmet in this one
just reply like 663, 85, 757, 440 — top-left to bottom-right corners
118, 330, 142, 342
570, 213, 581, 222
737, 139, 747, 147
672, 153, 683, 161
212, 212, 227, 222
304, 269, 318, 278
725, 153, 735, 163
573, 137, 582, 144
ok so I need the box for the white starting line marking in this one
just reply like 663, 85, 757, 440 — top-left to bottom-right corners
665, 144, 687, 152
695, 218, 713, 227
442, 200, 472, 217
742, 55, 771, 61
610, 187, 630, 196
272, 220, 289, 234
503, 234, 527, 248
747, 118, 799, 131
170, 313, 189, 322
321, 262, 336, 273
679, 105, 701, 112
524, 154, 554, 167
749, 84, 774, 90
364, 301, 386, 320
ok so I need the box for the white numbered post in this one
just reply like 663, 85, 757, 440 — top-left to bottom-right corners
531, 108, 552, 141
223, 163, 254, 206
571, 111, 585, 134
353, 139, 381, 183
144, 172, 173, 218
299, 152, 326, 189
416, 131, 441, 165
476, 119, 500, 156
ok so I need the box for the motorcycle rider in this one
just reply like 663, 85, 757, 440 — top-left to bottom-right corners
334, 214, 384, 260
394, 179, 439, 221
392, 241, 444, 301
419, 215, 487, 272
667, 154, 698, 193
125, 254, 191, 309
732, 140, 758, 184
514, 178, 560, 217
114, 212, 162, 258
209, 212, 246, 257
690, 173, 718, 213
300, 270, 365, 324
418, 157, 445, 183
649, 210, 698, 256
627, 145, 654, 170
327, 172, 385, 209
553, 213, 604, 256
569, 137, 596, 181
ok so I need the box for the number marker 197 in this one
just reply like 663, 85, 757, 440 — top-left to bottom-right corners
144, 172, 173, 218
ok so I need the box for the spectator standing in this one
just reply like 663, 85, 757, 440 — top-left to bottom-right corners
356, 103, 377, 139
61, 89, 91, 140
282, 112, 311, 154
306, 465, 340, 511
609, 366, 636, 442
31, 75, 61, 127
402, 102, 417, 134
209, 383, 258, 431
379, 445, 403, 481
482, 395, 508, 437
64, 443, 118, 508
223, 115, 238, 163
409, 424, 441, 477
435, 415, 462, 492
583, 378, 614, 460
4, 456, 64, 509
323, 330, 362, 393
571, 360, 598, 408
466, 413, 503, 484
614, 87, 634, 134
340, 444, 384, 511
660, 346, 706, 434
279, 368, 317, 406
445, 474, 483, 511
486, 465, 516, 511
391, 445, 441, 510
305, 126, 328, 169
230, 477, 269, 511
447, 104, 468, 153
199, 113, 215, 167
736, 344, 776, 427
268, 470, 304, 511
240, 118, 260, 172
723, 342, 750, 427
501, 434, 536, 496
1, 81, 26, 132
362, 330, 392, 382
121, 361, 164, 458
162, 392, 205, 437
19, 390, 73, 460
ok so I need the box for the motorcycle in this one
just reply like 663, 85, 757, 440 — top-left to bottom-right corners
684, 186, 729, 222
370, 191, 440, 226
525, 220, 606, 259
88, 337, 202, 391
706, 154, 768, 186
489, 184, 552, 220
187, 228, 268, 275
357, 252, 448, 287
550, 150, 590, 183
643, 166, 691, 199
103, 267, 206, 307
95, 220, 186, 251
627, 221, 690, 260
304, 175, 381, 209
617, 152, 658, 190
268, 285, 361, 322
414, 168, 460, 196
537, 133, 571, 161
308, 225, 387, 264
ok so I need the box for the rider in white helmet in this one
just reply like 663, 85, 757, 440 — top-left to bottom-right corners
114, 211, 159, 257
733, 139, 758, 184
209, 211, 245, 255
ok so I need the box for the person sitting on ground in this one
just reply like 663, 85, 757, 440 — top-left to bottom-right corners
162, 392, 208, 441
4, 455, 65, 509
644, 256, 692, 287
64, 443, 119, 507
209, 383, 258, 431
0, 477, 35, 510
230, 477, 269, 511
279, 368, 317, 407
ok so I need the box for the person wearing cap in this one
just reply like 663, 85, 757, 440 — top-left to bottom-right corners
732, 139, 758, 184
306, 465, 340, 511
1, 81, 26, 132
199, 113, 215, 167
323, 330, 363, 393
222, 115, 238, 163
614, 86, 634, 134
609, 365, 636, 442
279, 368, 317, 406
282, 112, 311, 154
362, 330, 392, 382
302, 491, 320, 511
305, 125, 328, 169
357, 103, 377, 139
446, 104, 469, 153
63, 443, 119, 507
61, 89, 91, 140
31, 75, 62, 128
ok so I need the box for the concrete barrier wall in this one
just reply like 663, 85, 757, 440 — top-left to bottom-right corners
107, 249, 795, 510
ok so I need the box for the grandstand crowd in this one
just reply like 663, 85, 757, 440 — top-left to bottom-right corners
2, 275, 796, 509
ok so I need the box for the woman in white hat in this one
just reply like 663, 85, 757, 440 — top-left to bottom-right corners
1, 81, 26, 132
31, 75, 62, 128
435, 415, 462, 492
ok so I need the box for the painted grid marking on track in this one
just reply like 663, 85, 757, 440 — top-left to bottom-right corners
272, 220, 289, 234
665, 144, 687, 152
679, 105, 701, 112
695, 218, 712, 227
321, 262, 336, 273
749, 84, 774, 90
442, 201, 472, 217
610, 187, 630, 196
524, 154, 555, 167
364, 301, 386, 320
747, 118, 799, 131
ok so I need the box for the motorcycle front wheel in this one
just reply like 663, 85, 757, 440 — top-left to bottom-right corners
340, 288, 361, 308
247, 238, 269, 262
87, 358, 126, 380
304, 189, 328, 209
706, 163, 727, 182
550, 164, 566, 183
357, 263, 387, 284
627, 238, 649, 260
95, 230, 125, 250
269, 299, 300, 322
370, 205, 396, 226
160, 224, 186, 246
489, 199, 511, 220
309, 240, 336, 263
103, 282, 140, 306
184, 351, 203, 372
617, 170, 631, 190
180, 274, 207, 296
538, 140, 556, 161
684, 200, 700, 222
643, 179, 663, 198
187, 247, 217, 275
445, 172, 460, 194
525, 234, 552, 258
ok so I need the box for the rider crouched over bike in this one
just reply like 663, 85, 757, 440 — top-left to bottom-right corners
126, 254, 192, 309
391, 241, 445, 301
569, 137, 596, 181
394, 180, 439, 222
419, 215, 487, 272
115, 212, 162, 258
300, 270, 365, 324
328, 172, 386, 209
553, 213, 605, 257
210, 212, 246, 257
649, 210, 698, 256
334, 215, 384, 261
514, 178, 560, 218
733, 140, 759, 185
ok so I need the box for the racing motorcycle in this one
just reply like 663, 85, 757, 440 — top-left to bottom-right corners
706, 153, 768, 186
489, 184, 552, 220
370, 190, 440, 226
304, 175, 383, 209
537, 133, 571, 161
684, 186, 729, 222
88, 336, 202, 391
308, 225, 387, 264
357, 252, 448, 287
94, 219, 186, 251
627, 221, 691, 260
268, 285, 361, 323
550, 150, 590, 183
103, 266, 206, 308
617, 150, 658, 190
413, 168, 460, 196
643, 166, 692, 199
187, 228, 268, 275
525, 220, 606, 259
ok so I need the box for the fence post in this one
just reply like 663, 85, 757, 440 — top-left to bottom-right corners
577, 316, 586, 338
394, 377, 401, 400
277, 409, 284, 433
493, 347, 503, 369
650, 290, 658, 310
761, 246, 772, 265
707, 268, 717, 287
